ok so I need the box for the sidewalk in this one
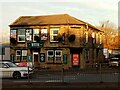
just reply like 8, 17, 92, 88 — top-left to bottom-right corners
2, 82, 120, 90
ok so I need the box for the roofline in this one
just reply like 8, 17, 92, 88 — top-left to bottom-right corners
9, 24, 103, 32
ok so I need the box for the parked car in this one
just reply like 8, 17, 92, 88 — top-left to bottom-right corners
109, 57, 119, 67
0, 61, 33, 79
15, 62, 33, 68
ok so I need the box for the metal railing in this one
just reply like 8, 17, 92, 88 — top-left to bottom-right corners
33, 63, 120, 84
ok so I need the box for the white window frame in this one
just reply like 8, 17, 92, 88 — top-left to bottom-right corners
100, 34, 102, 44
55, 50, 62, 61
17, 29, 25, 42
16, 50, 21, 61
16, 50, 27, 61
33, 29, 39, 42
96, 33, 98, 43
41, 28, 48, 41
50, 28, 59, 42
21, 50, 27, 61
26, 29, 32, 41
92, 32, 95, 38
85, 32, 88, 43
47, 50, 54, 60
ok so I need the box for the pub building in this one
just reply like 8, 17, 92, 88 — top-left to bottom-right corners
9, 14, 104, 69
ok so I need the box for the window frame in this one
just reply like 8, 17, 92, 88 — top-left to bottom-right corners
50, 28, 59, 42
47, 50, 62, 61
96, 33, 98, 43
16, 50, 21, 61
55, 50, 62, 61
47, 50, 54, 61
100, 34, 102, 44
26, 29, 32, 41
16, 50, 27, 62
41, 28, 48, 41
33, 29, 40, 42
85, 31, 88, 43
17, 29, 26, 42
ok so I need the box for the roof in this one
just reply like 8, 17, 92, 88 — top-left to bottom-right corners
10, 14, 100, 31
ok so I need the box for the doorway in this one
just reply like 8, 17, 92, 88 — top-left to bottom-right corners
33, 52, 39, 68
70, 48, 82, 68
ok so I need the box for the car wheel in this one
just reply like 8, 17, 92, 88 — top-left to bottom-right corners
13, 71, 21, 79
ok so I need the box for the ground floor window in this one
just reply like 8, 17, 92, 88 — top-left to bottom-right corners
47, 50, 54, 61
84, 49, 89, 63
47, 50, 62, 62
16, 50, 27, 62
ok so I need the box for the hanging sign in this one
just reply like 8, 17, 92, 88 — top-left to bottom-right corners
40, 53, 45, 62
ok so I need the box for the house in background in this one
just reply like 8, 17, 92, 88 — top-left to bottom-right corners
9, 14, 104, 69
0, 44, 10, 61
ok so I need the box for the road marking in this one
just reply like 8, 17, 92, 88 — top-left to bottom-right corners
46, 80, 62, 82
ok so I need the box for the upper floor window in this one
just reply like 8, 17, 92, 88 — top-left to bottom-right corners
92, 32, 95, 44
100, 34, 102, 44
18, 29, 25, 42
26, 29, 32, 41
50, 28, 59, 42
33, 29, 39, 42
41, 29, 48, 41
85, 32, 88, 43
96, 33, 99, 43
10, 30, 17, 39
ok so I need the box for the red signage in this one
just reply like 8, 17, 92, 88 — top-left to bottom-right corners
72, 54, 79, 66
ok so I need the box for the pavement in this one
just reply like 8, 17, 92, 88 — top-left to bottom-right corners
2, 82, 120, 90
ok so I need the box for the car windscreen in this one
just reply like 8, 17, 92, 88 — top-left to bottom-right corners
6, 62, 17, 67
110, 58, 119, 61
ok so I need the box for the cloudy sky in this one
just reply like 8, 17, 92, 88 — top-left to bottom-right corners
0, 0, 119, 43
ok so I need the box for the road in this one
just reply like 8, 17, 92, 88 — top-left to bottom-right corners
2, 72, 120, 83
2, 69, 120, 89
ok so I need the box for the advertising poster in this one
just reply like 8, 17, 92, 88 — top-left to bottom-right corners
72, 54, 79, 66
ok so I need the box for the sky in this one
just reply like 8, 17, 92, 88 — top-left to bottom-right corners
0, 0, 119, 43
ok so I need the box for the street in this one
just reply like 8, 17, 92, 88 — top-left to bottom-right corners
2, 68, 120, 90
2, 70, 120, 83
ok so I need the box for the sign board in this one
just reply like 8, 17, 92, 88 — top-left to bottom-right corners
27, 42, 44, 48
40, 53, 45, 62
63, 54, 67, 64
72, 54, 79, 66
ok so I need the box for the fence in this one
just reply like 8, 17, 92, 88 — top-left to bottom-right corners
33, 63, 120, 84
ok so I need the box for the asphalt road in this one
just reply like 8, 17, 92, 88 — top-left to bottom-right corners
2, 72, 120, 83
2, 69, 120, 89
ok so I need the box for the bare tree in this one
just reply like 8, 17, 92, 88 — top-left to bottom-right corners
97, 20, 118, 49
